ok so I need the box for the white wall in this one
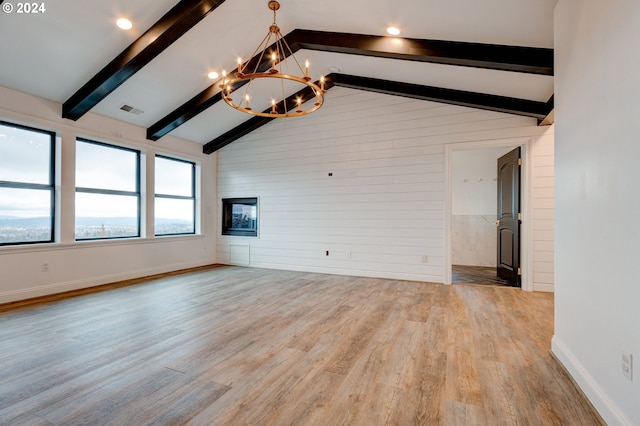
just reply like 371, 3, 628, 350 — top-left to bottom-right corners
452, 148, 511, 216
553, 0, 640, 424
217, 87, 554, 289
0, 87, 217, 304
452, 147, 511, 267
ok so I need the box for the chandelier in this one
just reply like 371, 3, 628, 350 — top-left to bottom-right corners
220, 1, 325, 118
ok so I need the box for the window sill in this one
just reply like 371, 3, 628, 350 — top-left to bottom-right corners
0, 233, 204, 255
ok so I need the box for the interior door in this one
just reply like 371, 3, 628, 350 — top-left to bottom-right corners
496, 147, 521, 286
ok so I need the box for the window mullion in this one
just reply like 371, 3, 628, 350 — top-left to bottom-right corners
0, 181, 53, 190
155, 193, 194, 201
75, 187, 139, 197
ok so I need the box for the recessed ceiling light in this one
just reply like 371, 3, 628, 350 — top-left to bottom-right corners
116, 18, 133, 30
387, 26, 400, 36
208, 71, 219, 79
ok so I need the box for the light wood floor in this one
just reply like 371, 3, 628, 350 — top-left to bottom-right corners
0, 266, 602, 425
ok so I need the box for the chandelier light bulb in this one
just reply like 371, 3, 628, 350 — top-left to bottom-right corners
220, 70, 227, 88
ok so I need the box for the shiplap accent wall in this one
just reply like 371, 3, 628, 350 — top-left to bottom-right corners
217, 87, 554, 289
530, 129, 555, 292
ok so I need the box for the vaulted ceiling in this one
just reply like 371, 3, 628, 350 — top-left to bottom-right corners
0, 0, 556, 154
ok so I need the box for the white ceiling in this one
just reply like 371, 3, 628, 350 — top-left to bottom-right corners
0, 0, 556, 147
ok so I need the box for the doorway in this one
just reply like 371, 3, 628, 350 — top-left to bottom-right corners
444, 139, 531, 290
451, 264, 512, 286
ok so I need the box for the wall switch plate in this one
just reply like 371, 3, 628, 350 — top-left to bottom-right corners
421, 255, 429, 263
42, 262, 49, 272
622, 349, 633, 381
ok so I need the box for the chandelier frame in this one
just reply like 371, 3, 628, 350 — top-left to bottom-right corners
220, 1, 325, 118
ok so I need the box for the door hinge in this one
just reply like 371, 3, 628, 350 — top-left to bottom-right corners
518, 158, 522, 166
518, 212, 522, 221
518, 267, 522, 276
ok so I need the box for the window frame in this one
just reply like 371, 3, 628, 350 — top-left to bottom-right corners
154, 154, 196, 236
75, 138, 141, 241
0, 120, 56, 246
221, 197, 258, 237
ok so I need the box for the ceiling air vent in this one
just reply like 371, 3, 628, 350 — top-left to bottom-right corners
119, 104, 144, 115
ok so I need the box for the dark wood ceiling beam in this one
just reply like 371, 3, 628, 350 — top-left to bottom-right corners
332, 74, 552, 119
62, 0, 227, 121
287, 29, 554, 76
202, 79, 335, 154
149, 29, 553, 140
203, 116, 274, 155
538, 95, 555, 126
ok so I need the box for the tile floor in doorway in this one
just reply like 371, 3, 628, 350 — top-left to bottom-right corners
452, 264, 513, 286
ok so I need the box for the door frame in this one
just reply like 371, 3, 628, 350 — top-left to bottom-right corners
444, 137, 533, 291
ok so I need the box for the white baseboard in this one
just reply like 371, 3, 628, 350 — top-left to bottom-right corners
0, 260, 213, 304
551, 336, 633, 426
533, 283, 554, 292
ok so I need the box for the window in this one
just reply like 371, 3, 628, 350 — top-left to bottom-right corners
154, 155, 196, 236
0, 121, 55, 245
222, 198, 258, 237
75, 139, 140, 240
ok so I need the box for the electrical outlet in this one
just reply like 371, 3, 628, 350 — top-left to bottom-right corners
622, 349, 633, 380
42, 262, 49, 272
346, 251, 352, 259
421, 255, 429, 263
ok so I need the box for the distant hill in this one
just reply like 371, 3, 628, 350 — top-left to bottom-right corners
0, 216, 191, 228
0, 216, 51, 227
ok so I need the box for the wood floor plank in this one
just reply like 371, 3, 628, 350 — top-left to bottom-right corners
187, 347, 309, 425
445, 400, 488, 426
102, 374, 230, 426
445, 286, 484, 408
37, 367, 184, 425
390, 351, 448, 425
0, 266, 604, 425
